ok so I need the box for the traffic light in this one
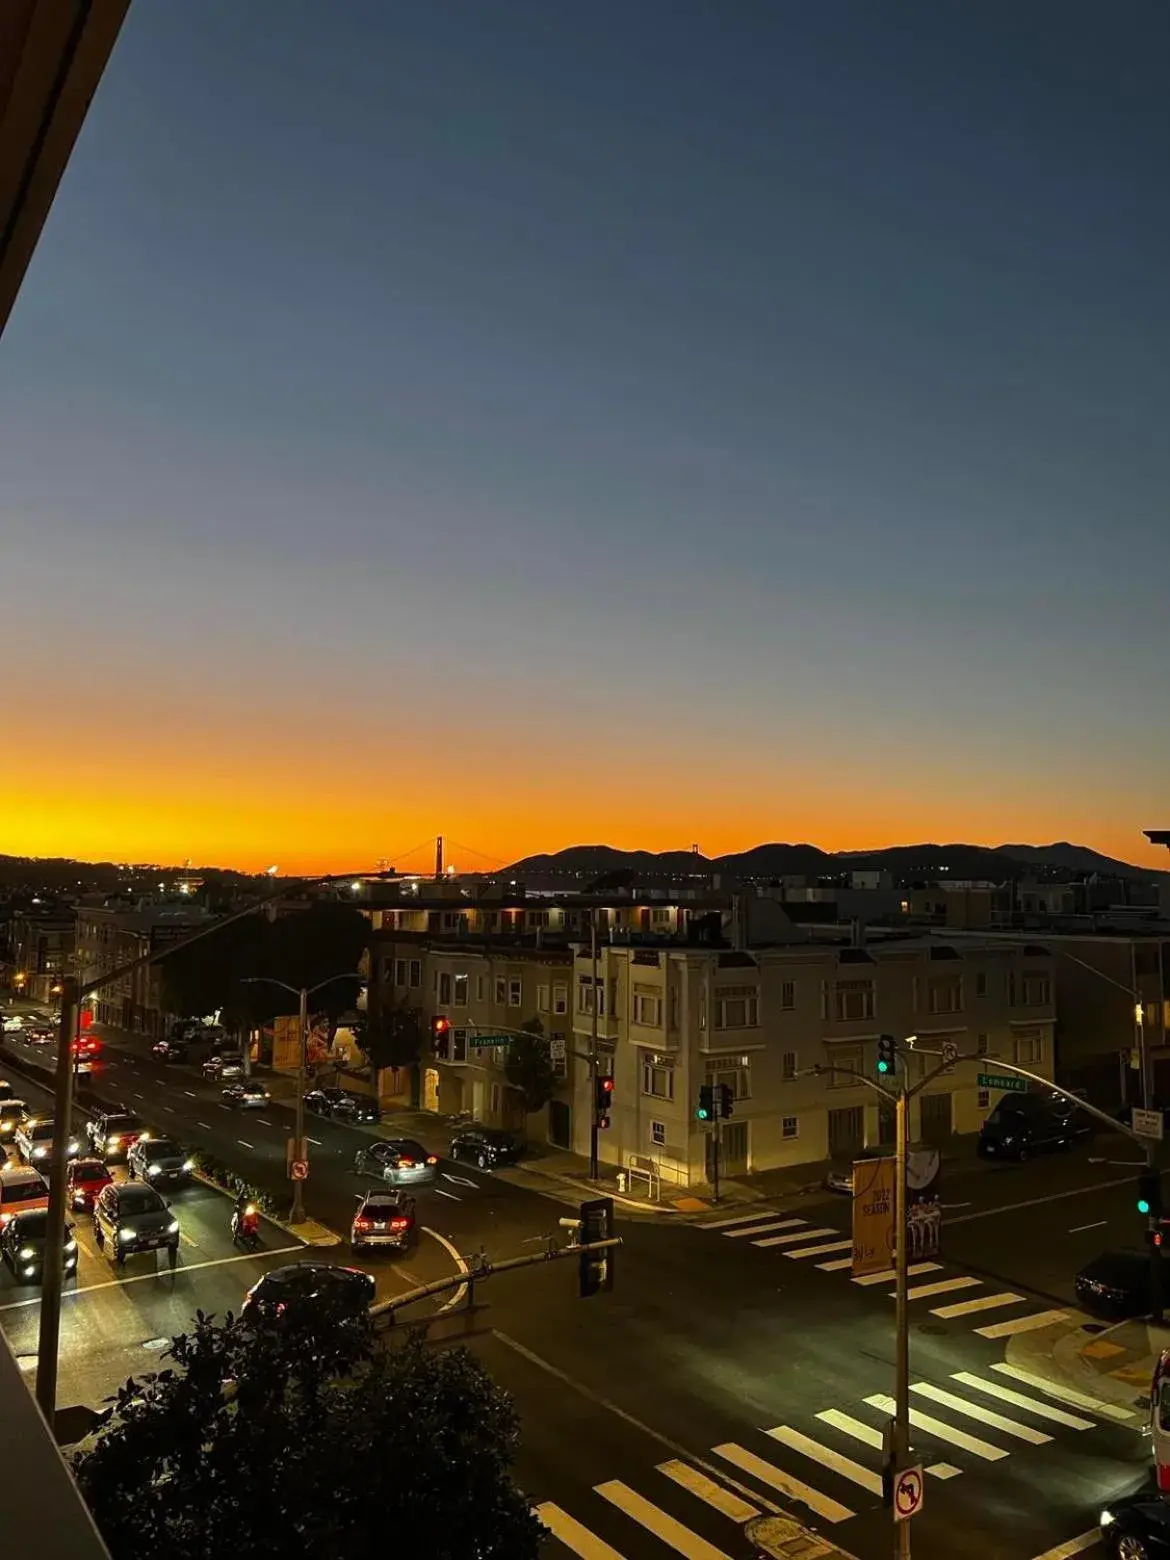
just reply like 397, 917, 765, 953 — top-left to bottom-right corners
696, 1084, 714, 1121
719, 1083, 734, 1119
594, 1074, 614, 1128
876, 1034, 896, 1077
1138, 1170, 1162, 1219
431, 1015, 450, 1050
578, 1197, 615, 1298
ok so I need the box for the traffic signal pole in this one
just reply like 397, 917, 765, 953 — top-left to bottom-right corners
893, 1085, 910, 1560
35, 977, 79, 1424
589, 913, 599, 1180
711, 1115, 721, 1204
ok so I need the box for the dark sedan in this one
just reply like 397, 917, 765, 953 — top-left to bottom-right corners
1100, 1489, 1170, 1557
304, 1088, 381, 1124
242, 1263, 375, 1327
449, 1126, 524, 1170
353, 1139, 438, 1187
1075, 1249, 1154, 1321
0, 1208, 78, 1283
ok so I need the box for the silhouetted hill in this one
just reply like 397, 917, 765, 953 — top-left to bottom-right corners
995, 842, 1165, 882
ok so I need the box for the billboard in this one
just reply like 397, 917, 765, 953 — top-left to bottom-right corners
851, 1154, 896, 1278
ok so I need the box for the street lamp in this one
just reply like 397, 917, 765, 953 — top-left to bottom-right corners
242, 973, 358, 1225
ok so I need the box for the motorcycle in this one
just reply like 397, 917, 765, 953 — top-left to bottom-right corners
231, 1203, 261, 1251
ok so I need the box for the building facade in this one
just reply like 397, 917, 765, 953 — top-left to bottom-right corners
75, 903, 212, 1037
9, 909, 75, 1005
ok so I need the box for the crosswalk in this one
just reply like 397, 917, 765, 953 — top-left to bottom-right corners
533, 1365, 1133, 1557
694, 1207, 1073, 1337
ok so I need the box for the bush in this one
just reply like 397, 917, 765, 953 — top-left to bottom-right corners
190, 1151, 278, 1216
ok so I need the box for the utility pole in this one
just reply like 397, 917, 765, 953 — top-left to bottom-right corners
293, 984, 308, 1225
589, 911, 599, 1180
35, 976, 79, 1422
893, 1084, 910, 1560
711, 1114, 721, 1204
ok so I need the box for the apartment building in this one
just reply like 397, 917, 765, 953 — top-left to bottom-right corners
567, 934, 1056, 1186
75, 902, 212, 1037
9, 907, 75, 1004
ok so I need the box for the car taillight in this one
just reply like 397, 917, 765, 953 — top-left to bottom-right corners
389, 1217, 409, 1232
354, 1219, 372, 1231
425, 1155, 438, 1165
399, 1158, 414, 1168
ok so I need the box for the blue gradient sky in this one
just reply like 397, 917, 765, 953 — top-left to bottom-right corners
2, 1, 1167, 871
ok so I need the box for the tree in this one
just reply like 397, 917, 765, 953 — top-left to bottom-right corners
73, 1311, 544, 1560
358, 1004, 426, 1072
504, 1017, 557, 1114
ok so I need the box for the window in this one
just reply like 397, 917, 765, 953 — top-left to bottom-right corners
650, 1120, 666, 1147
489, 1083, 502, 1115
1014, 1030, 1045, 1066
633, 986, 663, 1026
537, 984, 550, 1012
714, 985, 759, 1029
977, 1032, 989, 1056
641, 1060, 675, 1100
453, 974, 469, 1008
394, 958, 406, 988
828, 1046, 861, 1086
928, 977, 962, 1016
1023, 975, 1051, 1007
438, 972, 452, 1005
781, 1116, 799, 1140
975, 972, 988, 998
408, 959, 421, 989
651, 907, 671, 924
780, 981, 795, 1010
495, 977, 507, 1006
577, 976, 593, 1014
705, 1061, 750, 1100
834, 981, 874, 1022
553, 983, 567, 1015
977, 1089, 990, 1110
508, 978, 522, 1008
452, 1028, 468, 1063
476, 976, 486, 1001
782, 1050, 797, 1082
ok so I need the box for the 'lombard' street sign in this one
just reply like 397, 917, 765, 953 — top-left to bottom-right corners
977, 1072, 1027, 1094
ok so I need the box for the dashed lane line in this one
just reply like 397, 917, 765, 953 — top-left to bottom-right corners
237, 1139, 254, 1150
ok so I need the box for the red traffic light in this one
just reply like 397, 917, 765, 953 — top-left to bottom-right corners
600, 1076, 614, 1094
431, 1016, 450, 1035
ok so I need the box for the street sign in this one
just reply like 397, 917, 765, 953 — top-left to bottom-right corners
1133, 1107, 1165, 1142
977, 1072, 1027, 1093
290, 1159, 309, 1181
941, 1040, 958, 1071
471, 1034, 514, 1047
852, 1154, 896, 1278
549, 1035, 566, 1062
894, 1466, 924, 1522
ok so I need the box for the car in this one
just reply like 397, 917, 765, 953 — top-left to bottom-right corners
1100, 1489, 1170, 1557
66, 1157, 113, 1213
0, 1079, 13, 1103
1, 1015, 23, 1033
202, 1054, 244, 1080
151, 1037, 189, 1063
14, 1116, 81, 1168
976, 1092, 1090, 1162
86, 1108, 144, 1160
1075, 1249, 1153, 1321
0, 1166, 49, 1227
223, 1082, 270, 1110
24, 1026, 54, 1046
449, 1126, 524, 1170
93, 1181, 179, 1263
242, 1263, 375, 1327
128, 1135, 195, 1185
0, 1099, 25, 1142
352, 1139, 438, 1187
304, 1088, 381, 1124
351, 1190, 417, 1253
0, 1208, 77, 1284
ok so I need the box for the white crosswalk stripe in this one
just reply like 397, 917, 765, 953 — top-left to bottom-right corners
852, 1263, 940, 1285
698, 1209, 787, 1230
723, 1218, 807, 1239
754, 1226, 837, 1249
817, 1256, 854, 1271
865, 1393, 1008, 1461
989, 1363, 1138, 1422
535, 1501, 627, 1558
595, 1481, 734, 1560
930, 1291, 1024, 1319
765, 1425, 883, 1495
975, 1308, 1068, 1339
812, 1410, 960, 1479
712, 1442, 854, 1524
910, 1382, 1052, 1445
783, 1239, 853, 1260
897, 1276, 982, 1302
656, 1461, 759, 1521
950, 1372, 1095, 1431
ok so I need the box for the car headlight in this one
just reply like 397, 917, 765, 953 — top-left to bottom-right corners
68, 1140, 78, 1153
167, 1220, 179, 1235
148, 1164, 160, 1176
32, 1147, 47, 1158
182, 1159, 194, 1172
107, 1136, 121, 1148
18, 1246, 34, 1260
65, 1239, 76, 1253
119, 1227, 136, 1242
1100, 1509, 1115, 1527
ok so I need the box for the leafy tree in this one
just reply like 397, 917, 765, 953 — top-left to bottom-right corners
358, 1004, 426, 1072
504, 1017, 557, 1113
73, 1311, 544, 1560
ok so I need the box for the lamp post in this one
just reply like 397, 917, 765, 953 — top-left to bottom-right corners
242, 972, 358, 1226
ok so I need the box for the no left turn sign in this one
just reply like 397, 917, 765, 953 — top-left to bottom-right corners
894, 1466, 924, 1522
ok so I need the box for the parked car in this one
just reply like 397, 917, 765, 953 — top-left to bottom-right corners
1, 1015, 23, 1033
0, 1099, 25, 1143
14, 1116, 80, 1168
24, 1026, 54, 1046
202, 1054, 244, 1081
242, 1263, 375, 1327
449, 1126, 524, 1170
128, 1135, 195, 1186
977, 1092, 1091, 1162
93, 1181, 179, 1263
86, 1109, 144, 1160
351, 1190, 417, 1253
0, 1208, 77, 1284
1100, 1490, 1170, 1557
353, 1139, 438, 1187
223, 1082, 270, 1110
304, 1088, 381, 1124
151, 1038, 189, 1063
66, 1157, 113, 1213
0, 1166, 49, 1227
1075, 1249, 1153, 1321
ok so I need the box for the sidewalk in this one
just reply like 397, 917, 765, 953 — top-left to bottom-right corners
1005, 1310, 1160, 1420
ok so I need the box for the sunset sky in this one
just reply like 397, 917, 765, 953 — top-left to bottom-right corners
2, 1, 1167, 875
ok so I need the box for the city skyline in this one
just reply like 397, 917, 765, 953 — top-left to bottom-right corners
2, 1, 1167, 876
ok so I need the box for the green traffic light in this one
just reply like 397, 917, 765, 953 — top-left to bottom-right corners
877, 1060, 890, 1074
696, 1108, 710, 1121
1139, 1197, 1153, 1215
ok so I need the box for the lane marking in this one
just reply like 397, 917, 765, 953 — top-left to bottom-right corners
976, 1309, 1069, 1340
307, 1136, 323, 1147
753, 1227, 836, 1249
817, 1257, 855, 1272
656, 1460, 759, 1522
910, 1382, 1051, 1444
864, 1394, 1007, 1461
817, 1410, 962, 1482
765, 1426, 882, 1496
132, 1092, 144, 1100
256, 1119, 274, 1127
947, 1174, 1139, 1226
596, 1480, 733, 1560
533, 1502, 624, 1559
896, 1276, 981, 1302
1027, 1532, 1100, 1560
989, 1363, 1138, 1422
950, 1372, 1094, 1431
196, 1121, 211, 1130
0, 1244, 303, 1311
423, 1225, 469, 1313
434, 1187, 461, 1201
1068, 1220, 1107, 1234
698, 1210, 787, 1230
931, 1292, 1024, 1320
236, 1139, 253, 1149
723, 1218, 806, 1239
712, 1444, 853, 1524
163, 1106, 176, 1113
183, 1090, 196, 1097
853, 1263, 939, 1286
783, 1240, 853, 1261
